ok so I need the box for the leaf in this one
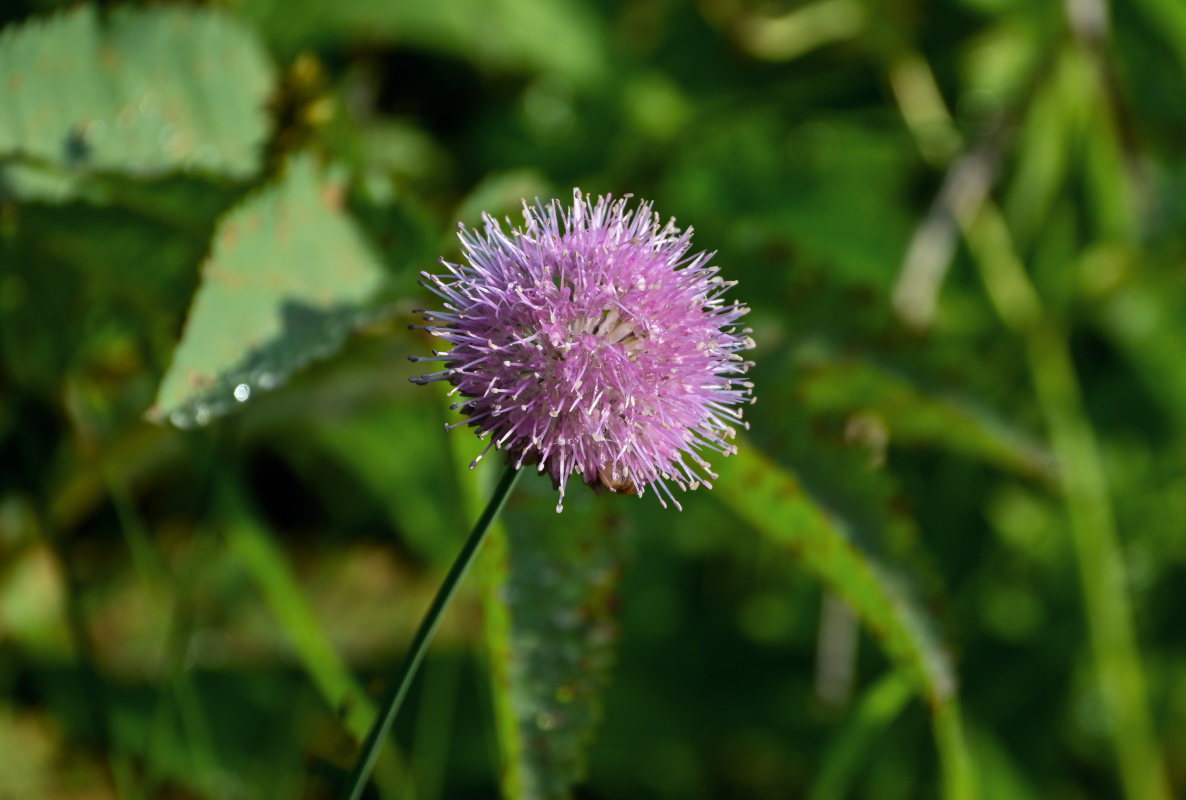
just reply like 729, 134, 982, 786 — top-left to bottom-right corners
218, 484, 416, 799
220, 489, 377, 742
794, 355, 1057, 483
236, 0, 607, 85
1001, 48, 1094, 249
452, 169, 552, 229
1129, 0, 1186, 85
482, 477, 626, 800
661, 117, 917, 292
715, 441, 977, 800
309, 399, 467, 561
0, 6, 273, 199
809, 672, 914, 800
716, 441, 953, 703
1, 177, 235, 395
1095, 266, 1186, 434
149, 154, 388, 428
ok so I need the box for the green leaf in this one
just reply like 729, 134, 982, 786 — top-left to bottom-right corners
1129, 0, 1186, 83
309, 399, 467, 561
452, 169, 552, 229
715, 442, 976, 799
794, 355, 1056, 483
0, 5, 273, 199
716, 442, 954, 704
1002, 47, 1095, 249
809, 672, 914, 800
662, 117, 917, 293
1, 176, 235, 394
235, 0, 607, 85
149, 154, 388, 428
218, 483, 416, 799
1098, 279, 1186, 432
482, 479, 625, 800
221, 490, 376, 741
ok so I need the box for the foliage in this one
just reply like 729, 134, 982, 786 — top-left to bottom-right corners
2, 0, 1185, 799
0, 5, 272, 200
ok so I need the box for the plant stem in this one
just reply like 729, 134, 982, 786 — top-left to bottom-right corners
342, 463, 522, 800
965, 202, 1172, 800
1024, 327, 1171, 800
933, 698, 976, 800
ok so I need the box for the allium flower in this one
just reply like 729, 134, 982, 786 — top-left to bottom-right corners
411, 189, 755, 512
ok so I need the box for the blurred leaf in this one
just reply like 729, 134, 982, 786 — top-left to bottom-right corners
483, 482, 625, 800
1082, 112, 1139, 242
959, 18, 1043, 113
452, 169, 552, 230
1095, 275, 1186, 431
219, 485, 419, 799
0, 542, 70, 656
1, 176, 236, 396
1002, 47, 1094, 249
220, 488, 377, 742
973, 729, 1040, 800
662, 118, 916, 292
0, 5, 273, 199
716, 442, 976, 798
716, 442, 954, 706
234, 0, 608, 85
355, 121, 453, 187
0, 710, 56, 799
1129, 0, 1186, 82
309, 399, 466, 561
794, 355, 1056, 483
150, 154, 389, 428
809, 672, 914, 800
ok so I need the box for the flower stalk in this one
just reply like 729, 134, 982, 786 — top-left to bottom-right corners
341, 464, 522, 800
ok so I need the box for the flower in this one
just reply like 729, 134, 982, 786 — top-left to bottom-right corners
411, 189, 755, 512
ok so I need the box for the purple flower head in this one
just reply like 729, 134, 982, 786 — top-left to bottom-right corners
411, 189, 755, 512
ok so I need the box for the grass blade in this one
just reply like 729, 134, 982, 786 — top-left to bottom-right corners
715, 442, 976, 799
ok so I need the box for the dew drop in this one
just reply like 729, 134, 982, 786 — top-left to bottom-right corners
233, 383, 251, 402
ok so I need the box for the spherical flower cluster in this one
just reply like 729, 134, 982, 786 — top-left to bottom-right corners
411, 189, 755, 512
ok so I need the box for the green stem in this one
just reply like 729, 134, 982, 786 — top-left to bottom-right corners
341, 463, 522, 800
808, 672, 914, 800
933, 698, 976, 800
1025, 327, 1171, 800
966, 203, 1172, 800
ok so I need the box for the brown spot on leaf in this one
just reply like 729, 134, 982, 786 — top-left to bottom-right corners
99, 45, 120, 71
319, 181, 344, 210
185, 370, 213, 389
220, 223, 239, 251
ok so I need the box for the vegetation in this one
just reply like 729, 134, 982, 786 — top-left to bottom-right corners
2, 0, 1184, 798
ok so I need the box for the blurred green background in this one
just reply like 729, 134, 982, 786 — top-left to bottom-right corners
2, 0, 1185, 798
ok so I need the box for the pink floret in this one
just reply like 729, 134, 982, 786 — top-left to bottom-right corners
412, 189, 755, 512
